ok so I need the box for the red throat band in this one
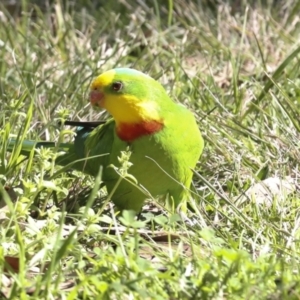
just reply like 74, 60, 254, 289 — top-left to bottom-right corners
117, 120, 164, 142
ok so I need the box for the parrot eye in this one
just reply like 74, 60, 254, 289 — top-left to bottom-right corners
112, 81, 123, 92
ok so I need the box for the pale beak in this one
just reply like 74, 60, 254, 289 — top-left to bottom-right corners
89, 90, 105, 107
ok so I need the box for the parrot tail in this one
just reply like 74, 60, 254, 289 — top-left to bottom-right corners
6, 126, 98, 173
6, 138, 80, 170
7, 139, 72, 156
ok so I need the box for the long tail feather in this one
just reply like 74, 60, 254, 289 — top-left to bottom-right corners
6, 126, 95, 172
6, 125, 106, 174
7, 139, 72, 156
7, 138, 86, 171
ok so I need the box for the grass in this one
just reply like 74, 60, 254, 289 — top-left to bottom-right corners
0, 0, 300, 298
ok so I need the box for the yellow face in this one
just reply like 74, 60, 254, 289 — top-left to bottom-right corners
90, 70, 160, 125
90, 69, 116, 90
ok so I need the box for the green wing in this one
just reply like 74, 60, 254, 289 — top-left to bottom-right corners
72, 119, 115, 176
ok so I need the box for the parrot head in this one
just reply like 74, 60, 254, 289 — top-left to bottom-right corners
89, 68, 171, 141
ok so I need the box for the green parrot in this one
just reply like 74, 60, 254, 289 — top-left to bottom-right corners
8, 68, 204, 212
